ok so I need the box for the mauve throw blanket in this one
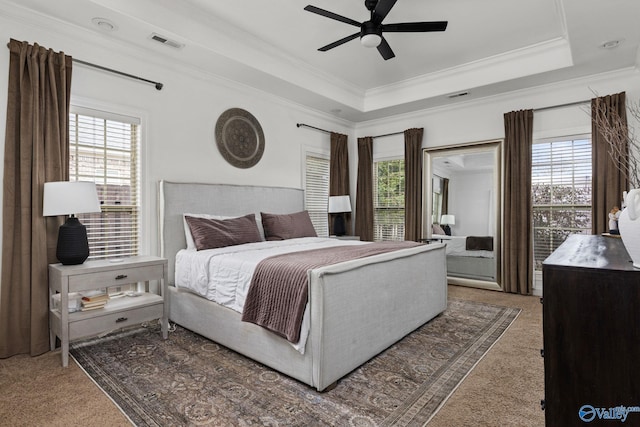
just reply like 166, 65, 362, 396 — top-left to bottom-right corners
242, 241, 421, 343
465, 236, 493, 251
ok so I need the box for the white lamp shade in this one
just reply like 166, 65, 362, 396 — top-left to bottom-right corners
440, 214, 455, 225
328, 195, 352, 213
43, 181, 101, 216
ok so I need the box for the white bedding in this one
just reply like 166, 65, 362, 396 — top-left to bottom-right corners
432, 234, 494, 258
175, 237, 366, 352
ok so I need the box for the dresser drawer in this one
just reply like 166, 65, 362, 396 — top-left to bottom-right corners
68, 302, 163, 340
68, 264, 164, 292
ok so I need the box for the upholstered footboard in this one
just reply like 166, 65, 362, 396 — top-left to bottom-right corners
307, 243, 447, 390
168, 243, 447, 391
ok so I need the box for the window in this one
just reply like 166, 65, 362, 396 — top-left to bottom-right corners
304, 154, 330, 237
432, 175, 444, 225
69, 107, 141, 259
374, 159, 405, 241
532, 135, 592, 270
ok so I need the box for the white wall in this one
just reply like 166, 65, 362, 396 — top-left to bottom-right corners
357, 69, 640, 151
354, 69, 640, 242
0, 11, 355, 264
448, 170, 494, 236
354, 68, 640, 295
2, 7, 640, 294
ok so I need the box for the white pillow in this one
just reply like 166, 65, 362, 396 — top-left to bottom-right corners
183, 213, 231, 250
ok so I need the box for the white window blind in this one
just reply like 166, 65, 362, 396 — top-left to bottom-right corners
532, 135, 592, 270
69, 108, 141, 259
374, 159, 405, 241
305, 154, 330, 237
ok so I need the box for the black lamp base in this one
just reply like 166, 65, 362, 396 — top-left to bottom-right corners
442, 225, 452, 236
56, 216, 90, 265
333, 214, 346, 236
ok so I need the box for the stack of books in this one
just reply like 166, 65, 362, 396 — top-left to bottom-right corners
80, 291, 110, 311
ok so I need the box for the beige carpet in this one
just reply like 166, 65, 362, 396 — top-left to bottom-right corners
429, 286, 544, 427
0, 285, 544, 426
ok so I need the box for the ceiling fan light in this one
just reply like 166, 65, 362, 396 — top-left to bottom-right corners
361, 33, 382, 48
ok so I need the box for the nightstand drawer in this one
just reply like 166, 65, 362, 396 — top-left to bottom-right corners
68, 302, 163, 340
68, 264, 164, 292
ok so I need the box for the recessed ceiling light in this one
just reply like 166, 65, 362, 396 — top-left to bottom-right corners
599, 39, 623, 49
92, 17, 117, 32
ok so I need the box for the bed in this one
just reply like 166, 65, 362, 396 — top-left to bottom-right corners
159, 181, 448, 391
432, 234, 496, 282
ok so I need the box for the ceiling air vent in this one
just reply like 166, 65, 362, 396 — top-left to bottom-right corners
150, 33, 184, 49
447, 91, 469, 99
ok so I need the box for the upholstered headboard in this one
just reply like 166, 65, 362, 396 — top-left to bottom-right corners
159, 180, 304, 285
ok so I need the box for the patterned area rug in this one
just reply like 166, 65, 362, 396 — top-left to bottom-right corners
70, 299, 519, 426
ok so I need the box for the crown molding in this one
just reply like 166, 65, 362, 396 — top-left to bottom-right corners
364, 38, 573, 112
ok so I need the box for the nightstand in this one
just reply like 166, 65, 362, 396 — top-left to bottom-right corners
330, 235, 360, 240
419, 237, 447, 244
48, 255, 168, 367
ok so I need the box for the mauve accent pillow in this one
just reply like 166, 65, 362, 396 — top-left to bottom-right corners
185, 214, 262, 250
432, 224, 446, 235
261, 211, 318, 240
183, 213, 233, 250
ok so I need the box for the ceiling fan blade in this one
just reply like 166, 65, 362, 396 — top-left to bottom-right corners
304, 5, 361, 27
373, 0, 398, 24
377, 37, 395, 60
318, 32, 361, 51
383, 21, 448, 32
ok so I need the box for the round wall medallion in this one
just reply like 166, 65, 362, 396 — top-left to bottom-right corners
215, 108, 264, 169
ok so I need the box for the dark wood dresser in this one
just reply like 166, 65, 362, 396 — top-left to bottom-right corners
542, 234, 640, 426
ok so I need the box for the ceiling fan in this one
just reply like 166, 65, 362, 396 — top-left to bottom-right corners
304, 0, 448, 60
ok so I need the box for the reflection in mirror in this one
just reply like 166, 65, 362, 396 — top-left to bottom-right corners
423, 141, 502, 291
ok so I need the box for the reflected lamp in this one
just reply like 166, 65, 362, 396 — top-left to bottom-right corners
440, 214, 455, 236
328, 195, 352, 236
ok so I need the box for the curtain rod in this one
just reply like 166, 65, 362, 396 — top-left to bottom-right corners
297, 123, 405, 139
296, 123, 332, 134
371, 130, 404, 139
533, 99, 589, 113
73, 59, 163, 91
6, 42, 163, 90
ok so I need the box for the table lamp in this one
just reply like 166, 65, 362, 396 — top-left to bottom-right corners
43, 181, 101, 265
440, 214, 455, 236
328, 195, 352, 236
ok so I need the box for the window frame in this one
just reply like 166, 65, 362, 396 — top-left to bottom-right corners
373, 156, 405, 241
69, 104, 145, 260
531, 133, 592, 271
302, 148, 330, 237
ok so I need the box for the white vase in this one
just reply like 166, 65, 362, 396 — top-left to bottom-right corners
618, 189, 640, 268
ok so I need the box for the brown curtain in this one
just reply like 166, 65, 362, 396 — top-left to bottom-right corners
503, 110, 533, 295
442, 178, 449, 215
329, 132, 351, 235
404, 128, 423, 241
355, 137, 374, 241
592, 92, 628, 234
0, 40, 71, 358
